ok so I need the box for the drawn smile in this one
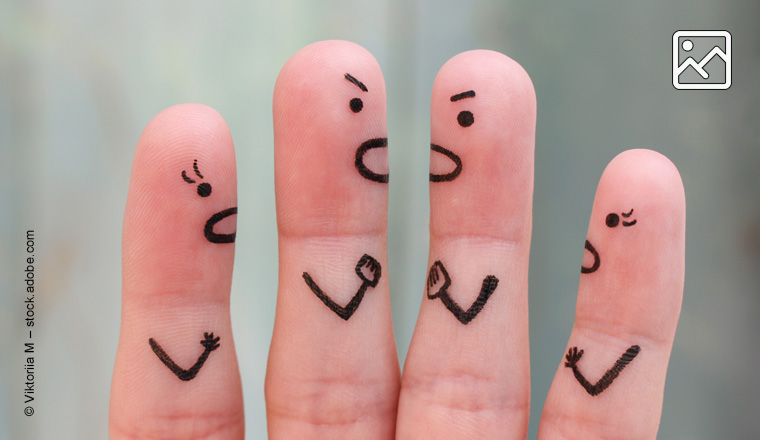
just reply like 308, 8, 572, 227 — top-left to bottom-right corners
204, 207, 238, 244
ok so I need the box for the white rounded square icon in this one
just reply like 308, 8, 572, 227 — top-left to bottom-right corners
672, 30, 731, 90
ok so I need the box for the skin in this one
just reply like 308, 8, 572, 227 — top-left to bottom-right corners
110, 104, 244, 439
109, 41, 685, 440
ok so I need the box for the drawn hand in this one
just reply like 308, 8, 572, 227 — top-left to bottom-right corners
426, 260, 451, 299
564, 346, 584, 367
355, 254, 382, 287
201, 332, 221, 351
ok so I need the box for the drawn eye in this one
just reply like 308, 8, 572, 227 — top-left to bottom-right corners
606, 213, 620, 228
457, 110, 474, 127
606, 209, 637, 228
197, 182, 212, 197
182, 159, 212, 198
350, 97, 363, 113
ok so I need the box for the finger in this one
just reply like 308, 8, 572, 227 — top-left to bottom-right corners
109, 104, 244, 439
538, 150, 685, 439
265, 41, 399, 439
397, 50, 536, 439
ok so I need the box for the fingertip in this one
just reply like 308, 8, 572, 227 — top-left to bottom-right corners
600, 149, 685, 219
138, 103, 235, 163
273, 40, 385, 135
432, 50, 536, 121
131, 103, 236, 204
580, 148, 685, 340
590, 148, 685, 263
429, 50, 536, 242
124, 103, 238, 301
273, 40, 388, 237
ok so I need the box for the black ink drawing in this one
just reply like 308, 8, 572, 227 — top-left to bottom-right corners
450, 90, 476, 102
450, 89, 476, 127
581, 239, 600, 274
429, 144, 463, 182
148, 332, 221, 381
204, 207, 238, 244
426, 261, 498, 325
607, 209, 637, 228
355, 138, 389, 183
345, 73, 366, 113
345, 73, 389, 183
182, 160, 238, 244
182, 159, 212, 197
429, 90, 476, 182
582, 209, 637, 274
564, 345, 641, 396
302, 254, 381, 320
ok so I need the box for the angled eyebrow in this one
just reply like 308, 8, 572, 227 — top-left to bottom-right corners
345, 73, 368, 92
450, 90, 476, 102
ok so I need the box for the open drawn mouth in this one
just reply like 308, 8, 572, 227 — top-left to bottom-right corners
355, 137, 389, 183
429, 144, 463, 182
581, 239, 600, 274
204, 207, 238, 244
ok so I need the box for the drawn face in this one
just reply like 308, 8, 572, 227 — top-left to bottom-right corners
181, 159, 237, 244
581, 208, 638, 274
273, 40, 388, 238
606, 209, 637, 228
428, 90, 476, 182
346, 73, 389, 183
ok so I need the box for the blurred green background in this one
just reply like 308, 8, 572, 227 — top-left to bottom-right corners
1, 0, 759, 438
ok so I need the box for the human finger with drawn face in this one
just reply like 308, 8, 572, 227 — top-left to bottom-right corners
397, 50, 537, 438
265, 40, 399, 439
110, 104, 244, 439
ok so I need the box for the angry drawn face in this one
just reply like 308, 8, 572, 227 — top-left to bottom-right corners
181, 159, 237, 244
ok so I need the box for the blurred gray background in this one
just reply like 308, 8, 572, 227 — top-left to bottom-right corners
1, 0, 759, 438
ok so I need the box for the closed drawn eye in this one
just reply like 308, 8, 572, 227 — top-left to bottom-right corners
181, 170, 195, 184
193, 159, 203, 179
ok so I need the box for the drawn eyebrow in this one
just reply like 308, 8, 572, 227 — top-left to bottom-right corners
621, 209, 634, 218
450, 90, 476, 102
344, 73, 368, 92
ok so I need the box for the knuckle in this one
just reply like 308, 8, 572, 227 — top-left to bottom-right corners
110, 409, 244, 440
266, 374, 396, 430
401, 368, 529, 416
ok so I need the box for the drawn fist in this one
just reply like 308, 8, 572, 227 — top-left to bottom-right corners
426, 260, 452, 299
564, 346, 584, 367
201, 332, 221, 351
355, 254, 382, 287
